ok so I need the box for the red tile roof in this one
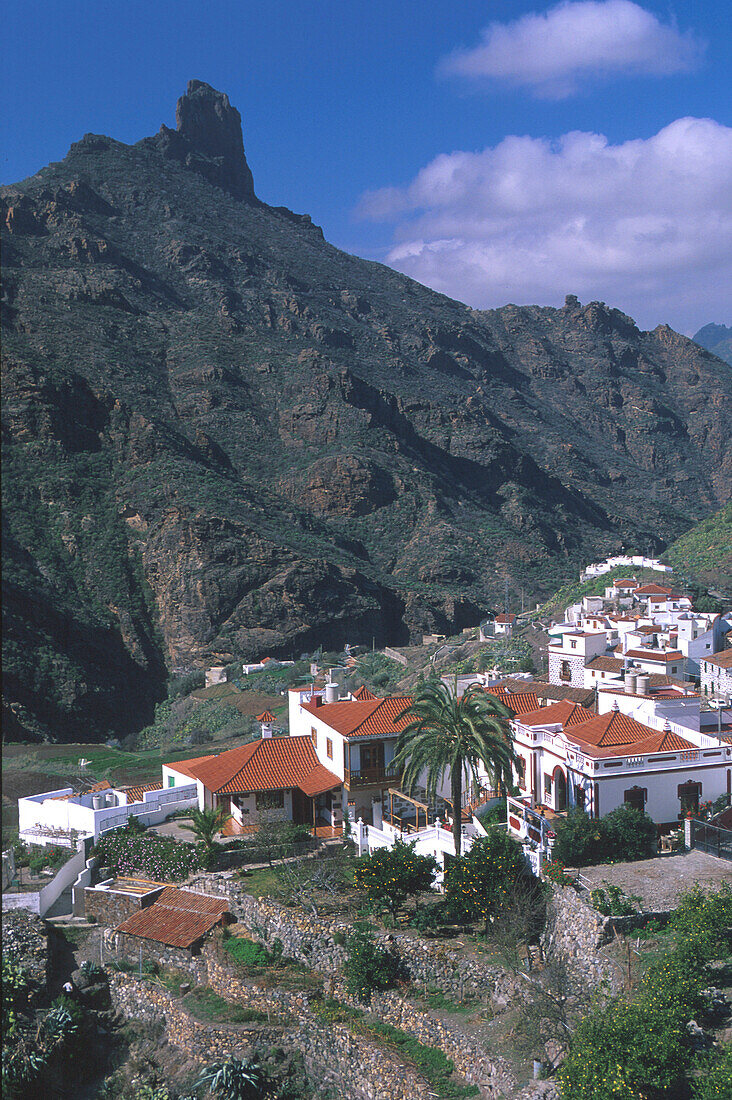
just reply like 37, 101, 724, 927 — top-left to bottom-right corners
155, 887, 229, 916
705, 650, 732, 669
620, 649, 683, 662
122, 781, 163, 804
516, 700, 594, 728
566, 711, 696, 758
586, 655, 625, 672
165, 753, 218, 780
613, 579, 639, 588
302, 695, 415, 739
165, 738, 340, 796
634, 583, 674, 595
352, 685, 377, 701
485, 688, 541, 714
255, 710, 276, 722
495, 613, 516, 623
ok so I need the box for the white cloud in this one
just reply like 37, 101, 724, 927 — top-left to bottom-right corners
357, 118, 732, 333
440, 1, 703, 99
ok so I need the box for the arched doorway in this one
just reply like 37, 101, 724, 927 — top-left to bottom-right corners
553, 767, 567, 812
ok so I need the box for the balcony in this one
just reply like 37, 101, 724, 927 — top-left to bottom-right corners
344, 764, 400, 789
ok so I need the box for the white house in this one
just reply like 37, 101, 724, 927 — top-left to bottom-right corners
288, 684, 405, 825
18, 779, 198, 845
507, 698, 731, 835
548, 631, 608, 687
701, 650, 732, 702
163, 737, 343, 836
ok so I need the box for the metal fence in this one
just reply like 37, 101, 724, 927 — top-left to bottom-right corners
690, 820, 732, 862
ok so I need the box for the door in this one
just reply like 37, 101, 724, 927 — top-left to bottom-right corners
292, 788, 311, 826
360, 742, 384, 776
553, 768, 567, 812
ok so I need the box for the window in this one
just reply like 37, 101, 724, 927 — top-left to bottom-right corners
678, 782, 701, 816
311, 726, 317, 747
515, 757, 526, 785
560, 660, 572, 681
671, 666, 677, 674
326, 737, 333, 760
544, 773, 552, 796
624, 786, 646, 813
575, 786, 586, 810
570, 640, 577, 649
256, 790, 285, 810
168, 776, 175, 787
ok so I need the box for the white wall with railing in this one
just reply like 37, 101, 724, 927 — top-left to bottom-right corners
19, 783, 198, 844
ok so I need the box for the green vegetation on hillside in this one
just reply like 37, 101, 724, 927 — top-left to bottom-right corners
535, 565, 676, 619
661, 503, 732, 594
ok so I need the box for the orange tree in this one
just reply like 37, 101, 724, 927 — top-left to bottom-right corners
445, 830, 529, 933
353, 839, 438, 918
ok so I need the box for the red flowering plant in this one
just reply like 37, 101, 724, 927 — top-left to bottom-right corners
542, 858, 576, 887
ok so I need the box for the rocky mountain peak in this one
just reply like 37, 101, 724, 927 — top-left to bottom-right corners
164, 80, 255, 201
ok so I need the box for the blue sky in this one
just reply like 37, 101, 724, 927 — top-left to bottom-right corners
3, 1, 731, 333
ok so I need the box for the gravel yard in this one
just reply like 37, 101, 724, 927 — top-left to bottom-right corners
581, 850, 732, 910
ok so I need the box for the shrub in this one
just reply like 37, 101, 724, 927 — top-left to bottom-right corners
551, 805, 656, 867
409, 903, 449, 933
691, 1048, 732, 1100
343, 926, 401, 1003
79, 961, 104, 981
550, 807, 607, 866
668, 882, 732, 959
2, 958, 30, 1038
541, 859, 575, 887
353, 839, 437, 917
222, 938, 273, 969
93, 828, 200, 880
602, 804, 657, 861
589, 883, 641, 916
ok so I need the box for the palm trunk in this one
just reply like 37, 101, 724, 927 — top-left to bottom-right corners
452, 767, 463, 859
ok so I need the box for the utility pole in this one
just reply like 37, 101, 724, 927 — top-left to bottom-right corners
505, 577, 509, 618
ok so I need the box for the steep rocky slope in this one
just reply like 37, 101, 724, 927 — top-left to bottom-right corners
3, 81, 731, 741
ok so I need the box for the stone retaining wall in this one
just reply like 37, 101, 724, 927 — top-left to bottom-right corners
204, 952, 516, 1099
188, 874, 519, 1003
541, 884, 620, 989
109, 973, 436, 1099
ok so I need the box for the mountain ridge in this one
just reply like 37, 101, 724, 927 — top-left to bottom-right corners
692, 322, 732, 367
2, 82, 731, 742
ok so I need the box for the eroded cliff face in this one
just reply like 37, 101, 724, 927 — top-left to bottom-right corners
2, 82, 731, 740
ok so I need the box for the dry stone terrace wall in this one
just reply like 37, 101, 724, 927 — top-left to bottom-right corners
542, 883, 621, 990
2, 909, 48, 1000
189, 873, 520, 1002
109, 972, 438, 1100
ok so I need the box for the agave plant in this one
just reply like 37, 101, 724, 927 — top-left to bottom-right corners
195, 1056, 267, 1100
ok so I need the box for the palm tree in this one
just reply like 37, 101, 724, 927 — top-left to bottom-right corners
179, 805, 231, 857
393, 678, 515, 858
